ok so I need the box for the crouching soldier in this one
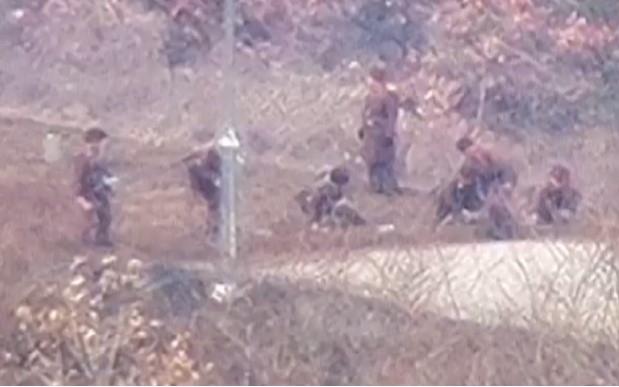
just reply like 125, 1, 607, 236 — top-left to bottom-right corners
455, 136, 518, 196
183, 146, 222, 240
74, 127, 117, 247
434, 163, 486, 228
295, 166, 366, 229
534, 164, 581, 225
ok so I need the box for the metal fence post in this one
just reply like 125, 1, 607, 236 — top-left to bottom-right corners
217, 0, 240, 265
217, 128, 240, 262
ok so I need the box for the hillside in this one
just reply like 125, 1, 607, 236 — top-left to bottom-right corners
0, 0, 619, 384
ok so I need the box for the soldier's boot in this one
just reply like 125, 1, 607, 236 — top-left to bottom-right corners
482, 214, 517, 241
370, 163, 401, 196
95, 232, 114, 247
381, 164, 402, 196
368, 164, 385, 194
333, 201, 366, 228
483, 224, 511, 241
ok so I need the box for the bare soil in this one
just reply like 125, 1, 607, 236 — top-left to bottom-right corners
1, 0, 619, 384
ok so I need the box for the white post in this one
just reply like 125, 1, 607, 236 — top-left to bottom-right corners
217, 129, 240, 261
43, 131, 62, 163
216, 0, 240, 263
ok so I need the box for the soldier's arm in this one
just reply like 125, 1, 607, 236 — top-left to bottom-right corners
434, 182, 457, 226
186, 164, 204, 202
307, 192, 324, 224
73, 154, 85, 194
386, 92, 400, 137
496, 162, 518, 189
74, 154, 92, 197
557, 187, 582, 222
294, 188, 313, 215
73, 154, 94, 210
566, 188, 582, 212
535, 187, 559, 223
434, 199, 452, 228
362, 95, 379, 126
101, 165, 118, 196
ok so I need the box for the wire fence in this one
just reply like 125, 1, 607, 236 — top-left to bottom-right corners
1, 0, 619, 384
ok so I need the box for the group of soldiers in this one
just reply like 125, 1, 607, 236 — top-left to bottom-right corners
72, 66, 582, 247
289, 66, 582, 239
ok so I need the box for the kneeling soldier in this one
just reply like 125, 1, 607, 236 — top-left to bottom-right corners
295, 166, 366, 229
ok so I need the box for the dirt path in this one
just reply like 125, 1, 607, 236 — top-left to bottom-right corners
255, 239, 619, 338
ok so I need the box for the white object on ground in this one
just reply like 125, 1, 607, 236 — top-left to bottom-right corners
210, 282, 236, 303
377, 224, 396, 233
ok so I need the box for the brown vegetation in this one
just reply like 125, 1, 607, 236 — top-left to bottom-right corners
4, 255, 619, 385
0, 0, 619, 384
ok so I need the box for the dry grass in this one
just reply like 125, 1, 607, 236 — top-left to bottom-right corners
260, 240, 619, 337
3, 251, 619, 385
0, 0, 619, 384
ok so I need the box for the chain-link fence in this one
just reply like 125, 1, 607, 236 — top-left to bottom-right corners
1, 0, 619, 384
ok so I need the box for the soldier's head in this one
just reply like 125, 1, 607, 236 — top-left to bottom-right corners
83, 127, 108, 156
329, 166, 350, 187
549, 164, 571, 188
455, 136, 475, 154
367, 65, 389, 95
457, 162, 479, 187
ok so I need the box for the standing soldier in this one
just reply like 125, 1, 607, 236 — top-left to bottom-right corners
183, 146, 222, 241
358, 66, 401, 195
74, 127, 117, 247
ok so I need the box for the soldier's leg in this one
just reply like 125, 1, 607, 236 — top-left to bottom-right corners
485, 208, 517, 240
371, 162, 400, 195
380, 161, 401, 194
486, 221, 514, 240
333, 201, 366, 227
461, 182, 485, 212
434, 199, 454, 228
94, 201, 113, 246
368, 163, 384, 193
372, 140, 400, 195
81, 206, 97, 244
207, 201, 220, 241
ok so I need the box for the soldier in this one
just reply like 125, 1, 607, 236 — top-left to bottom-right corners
74, 127, 117, 247
434, 162, 486, 228
534, 164, 582, 225
295, 166, 366, 229
455, 135, 518, 197
358, 66, 401, 195
184, 146, 222, 240
478, 184, 519, 240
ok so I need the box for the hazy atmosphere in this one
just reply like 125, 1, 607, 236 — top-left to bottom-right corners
1, 0, 619, 385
